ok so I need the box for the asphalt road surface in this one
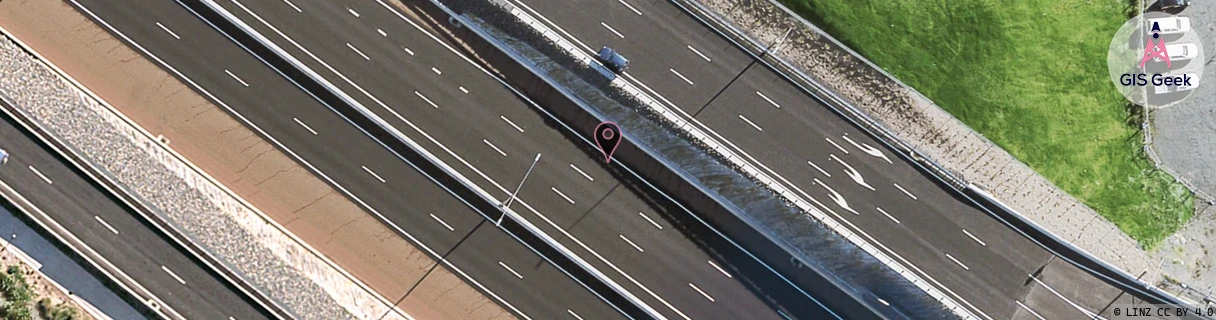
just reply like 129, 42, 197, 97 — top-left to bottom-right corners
497, 0, 1144, 318
0, 198, 145, 319
200, 0, 844, 318
0, 110, 269, 319
65, 0, 632, 319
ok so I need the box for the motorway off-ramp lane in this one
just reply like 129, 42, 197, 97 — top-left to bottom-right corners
67, 0, 627, 318
0, 112, 269, 319
496, 0, 1145, 318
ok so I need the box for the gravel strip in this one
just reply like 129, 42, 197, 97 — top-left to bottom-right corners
0, 34, 404, 320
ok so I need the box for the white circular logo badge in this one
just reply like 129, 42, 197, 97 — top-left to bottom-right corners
1107, 12, 1205, 108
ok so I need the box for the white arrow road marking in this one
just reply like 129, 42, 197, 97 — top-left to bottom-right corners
842, 134, 893, 164
829, 154, 874, 191
812, 178, 857, 215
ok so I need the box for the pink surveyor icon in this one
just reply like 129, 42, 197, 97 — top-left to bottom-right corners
1140, 22, 1171, 68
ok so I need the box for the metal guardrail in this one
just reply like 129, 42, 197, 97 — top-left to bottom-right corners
668, 0, 1196, 309
0, 93, 293, 319
0, 31, 292, 319
0, 163, 170, 320
668, 0, 965, 190
0, 230, 115, 320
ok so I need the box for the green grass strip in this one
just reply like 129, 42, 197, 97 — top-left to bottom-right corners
778, 0, 1193, 248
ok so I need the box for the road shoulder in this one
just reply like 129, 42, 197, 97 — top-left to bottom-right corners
0, 1, 510, 319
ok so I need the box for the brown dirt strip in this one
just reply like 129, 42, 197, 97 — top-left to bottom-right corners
0, 0, 512, 319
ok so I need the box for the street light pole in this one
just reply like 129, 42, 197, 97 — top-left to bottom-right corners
761, 28, 794, 59
694, 27, 794, 118
498, 153, 541, 227
1, 234, 14, 254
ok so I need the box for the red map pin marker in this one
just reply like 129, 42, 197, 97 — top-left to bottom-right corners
594, 121, 622, 163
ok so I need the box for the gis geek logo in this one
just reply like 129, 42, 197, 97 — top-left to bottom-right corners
1107, 12, 1204, 108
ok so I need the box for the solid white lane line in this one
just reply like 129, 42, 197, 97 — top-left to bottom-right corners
637, 212, 662, 230
512, 200, 691, 320
346, 43, 370, 61
600, 21, 625, 39
825, 137, 848, 154
224, 69, 249, 87
569, 164, 593, 181
227, 3, 652, 318
361, 166, 386, 183
402, 46, 415, 56
756, 91, 780, 108
707, 260, 732, 278
619, 234, 644, 252
875, 207, 900, 224
483, 139, 507, 157
94, 216, 119, 235
377, 29, 387, 37
551, 187, 575, 204
777, 310, 792, 320
894, 183, 918, 200
1027, 276, 1104, 319
155, 22, 181, 40
737, 114, 762, 131
161, 265, 186, 285
414, 91, 439, 108
670, 68, 694, 86
688, 283, 715, 302
498, 261, 523, 279
686, 45, 711, 62
28, 166, 52, 184
347, 7, 360, 17
431, 67, 442, 75
280, 0, 302, 12
429, 213, 454, 232
945, 253, 970, 271
500, 116, 525, 133
615, 0, 642, 15
1015, 301, 1047, 320
293, 117, 318, 135
459, 86, 469, 94
567, 309, 585, 320
962, 229, 987, 247
806, 160, 830, 177
79, 3, 533, 319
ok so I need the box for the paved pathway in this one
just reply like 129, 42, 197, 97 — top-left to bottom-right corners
0, 207, 144, 320
697, 0, 1156, 284
1150, 0, 1216, 303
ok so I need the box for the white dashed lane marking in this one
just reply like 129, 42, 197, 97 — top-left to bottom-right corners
224, 70, 249, 87
94, 216, 119, 235
155, 22, 180, 40
601, 21, 625, 38
281, 0, 302, 12
499, 261, 523, 279
347, 43, 370, 61
161, 265, 187, 285
361, 166, 386, 183
687, 45, 711, 62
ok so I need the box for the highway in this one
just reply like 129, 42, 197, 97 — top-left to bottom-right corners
65, 0, 630, 319
194, 0, 847, 318
0, 109, 270, 319
497, 0, 1142, 318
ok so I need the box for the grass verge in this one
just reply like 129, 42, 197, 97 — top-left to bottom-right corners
777, 0, 1192, 248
